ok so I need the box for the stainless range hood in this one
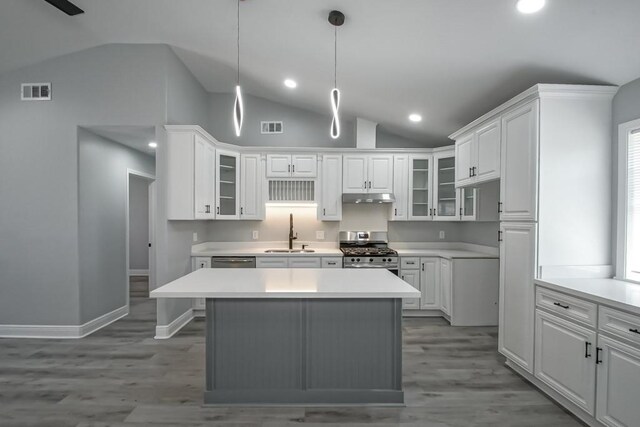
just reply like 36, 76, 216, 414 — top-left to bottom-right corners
342, 193, 395, 204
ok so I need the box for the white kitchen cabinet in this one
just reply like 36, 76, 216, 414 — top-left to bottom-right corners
596, 335, 640, 427
440, 258, 451, 316
266, 154, 317, 178
408, 155, 433, 221
535, 310, 597, 414
342, 155, 393, 194
401, 270, 420, 309
319, 154, 342, 221
499, 222, 537, 373
433, 152, 458, 221
458, 187, 477, 221
454, 133, 474, 187
256, 257, 289, 268
240, 154, 263, 220
454, 118, 500, 187
167, 128, 216, 220
500, 100, 539, 222
419, 258, 440, 310
194, 137, 216, 219
215, 149, 240, 220
391, 155, 408, 221
321, 257, 343, 268
288, 257, 322, 268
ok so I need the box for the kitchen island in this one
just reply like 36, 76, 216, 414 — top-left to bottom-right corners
150, 268, 420, 405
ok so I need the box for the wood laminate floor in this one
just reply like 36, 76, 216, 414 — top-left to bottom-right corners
0, 296, 583, 427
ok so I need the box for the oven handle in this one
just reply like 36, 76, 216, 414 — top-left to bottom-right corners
344, 264, 399, 269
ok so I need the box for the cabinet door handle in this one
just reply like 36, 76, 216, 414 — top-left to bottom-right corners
498, 230, 503, 242
553, 302, 570, 309
323, 208, 326, 215
596, 347, 603, 364
459, 207, 463, 218
472, 166, 477, 177
292, 164, 295, 173
364, 181, 367, 190
205, 204, 210, 213
585, 342, 592, 358
421, 263, 425, 272
630, 328, 640, 335
498, 201, 503, 213
469, 167, 473, 177
368, 180, 372, 189
288, 164, 291, 173
240, 207, 243, 215
395, 208, 398, 216
217, 206, 220, 214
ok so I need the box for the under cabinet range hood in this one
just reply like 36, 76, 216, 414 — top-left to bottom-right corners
342, 193, 395, 204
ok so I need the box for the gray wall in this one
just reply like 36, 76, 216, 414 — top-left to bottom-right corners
0, 43, 209, 327
207, 92, 356, 147
376, 128, 448, 149
611, 77, 640, 271
129, 175, 151, 271
78, 129, 155, 323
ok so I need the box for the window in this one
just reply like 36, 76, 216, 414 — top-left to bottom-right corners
618, 120, 640, 282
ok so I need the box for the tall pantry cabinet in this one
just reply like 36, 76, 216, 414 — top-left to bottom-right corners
450, 84, 617, 374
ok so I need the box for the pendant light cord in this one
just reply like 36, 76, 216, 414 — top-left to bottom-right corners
334, 26, 337, 88
237, 0, 240, 85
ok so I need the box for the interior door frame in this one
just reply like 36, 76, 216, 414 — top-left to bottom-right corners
126, 169, 156, 308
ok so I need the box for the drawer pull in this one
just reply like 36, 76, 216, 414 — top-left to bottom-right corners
585, 342, 592, 358
630, 328, 640, 335
406, 261, 415, 265
328, 262, 336, 265
553, 302, 570, 309
596, 347, 603, 364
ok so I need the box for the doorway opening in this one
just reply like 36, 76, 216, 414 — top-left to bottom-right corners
127, 170, 155, 303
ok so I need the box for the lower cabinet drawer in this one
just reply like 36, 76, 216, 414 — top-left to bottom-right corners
536, 286, 597, 328
289, 257, 321, 268
256, 257, 289, 268
401, 257, 420, 269
599, 306, 640, 346
322, 257, 343, 268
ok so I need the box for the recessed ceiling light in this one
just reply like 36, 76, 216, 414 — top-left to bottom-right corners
148, 141, 157, 148
517, 0, 545, 14
284, 79, 297, 89
409, 113, 422, 123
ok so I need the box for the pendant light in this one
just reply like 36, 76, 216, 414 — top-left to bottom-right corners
233, 0, 244, 137
328, 10, 345, 140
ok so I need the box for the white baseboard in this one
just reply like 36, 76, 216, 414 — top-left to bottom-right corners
155, 309, 194, 339
129, 269, 149, 276
0, 305, 128, 339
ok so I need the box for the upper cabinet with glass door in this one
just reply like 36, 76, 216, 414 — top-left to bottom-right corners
433, 152, 458, 221
216, 149, 240, 219
408, 155, 432, 221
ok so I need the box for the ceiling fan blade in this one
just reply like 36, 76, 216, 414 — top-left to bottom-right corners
44, 0, 84, 16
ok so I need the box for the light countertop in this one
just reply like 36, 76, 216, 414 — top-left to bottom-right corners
535, 277, 640, 315
395, 249, 497, 259
150, 268, 421, 299
191, 247, 343, 257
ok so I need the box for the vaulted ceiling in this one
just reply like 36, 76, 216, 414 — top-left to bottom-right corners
2, 0, 640, 144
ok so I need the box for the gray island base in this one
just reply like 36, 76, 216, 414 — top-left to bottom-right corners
205, 297, 403, 405
149, 268, 420, 406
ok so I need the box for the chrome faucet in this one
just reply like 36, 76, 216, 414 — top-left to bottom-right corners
288, 213, 297, 250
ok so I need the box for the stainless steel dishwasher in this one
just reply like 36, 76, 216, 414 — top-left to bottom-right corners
211, 257, 256, 268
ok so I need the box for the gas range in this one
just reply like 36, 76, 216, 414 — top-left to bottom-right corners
339, 231, 398, 271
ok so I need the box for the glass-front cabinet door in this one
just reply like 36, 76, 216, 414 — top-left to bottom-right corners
433, 153, 458, 221
408, 155, 432, 221
216, 149, 240, 219
460, 187, 477, 221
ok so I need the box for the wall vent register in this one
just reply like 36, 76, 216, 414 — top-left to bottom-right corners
21, 83, 51, 101
261, 121, 283, 134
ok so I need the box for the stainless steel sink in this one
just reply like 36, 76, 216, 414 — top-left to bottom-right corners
264, 249, 315, 253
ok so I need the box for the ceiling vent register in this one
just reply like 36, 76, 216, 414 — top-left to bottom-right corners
21, 83, 51, 101
261, 121, 284, 134
268, 180, 315, 202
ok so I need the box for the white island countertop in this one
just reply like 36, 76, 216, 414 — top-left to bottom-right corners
150, 268, 421, 299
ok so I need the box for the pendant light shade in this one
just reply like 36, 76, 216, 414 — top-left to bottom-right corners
330, 88, 340, 139
328, 10, 345, 139
234, 85, 244, 137
233, 0, 244, 137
